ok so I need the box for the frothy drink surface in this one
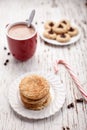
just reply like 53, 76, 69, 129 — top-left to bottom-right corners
8, 24, 35, 40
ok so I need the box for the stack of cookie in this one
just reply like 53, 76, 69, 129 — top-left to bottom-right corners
43, 19, 78, 43
19, 75, 51, 110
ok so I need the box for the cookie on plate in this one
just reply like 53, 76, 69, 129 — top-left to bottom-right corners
59, 19, 70, 30
56, 33, 70, 43
43, 29, 56, 40
19, 74, 51, 110
53, 23, 68, 34
44, 21, 55, 30
68, 27, 78, 37
21, 93, 51, 110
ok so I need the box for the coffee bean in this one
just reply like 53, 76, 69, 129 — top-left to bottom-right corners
4, 47, 7, 50
62, 127, 65, 130
4, 62, 7, 66
6, 59, 9, 63
76, 98, 84, 103
67, 103, 74, 109
66, 126, 70, 130
7, 52, 10, 55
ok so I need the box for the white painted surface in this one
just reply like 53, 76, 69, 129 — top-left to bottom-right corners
0, 0, 87, 130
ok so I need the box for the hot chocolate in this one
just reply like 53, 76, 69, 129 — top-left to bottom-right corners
8, 24, 35, 40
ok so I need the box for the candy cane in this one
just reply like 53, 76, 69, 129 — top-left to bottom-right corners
54, 59, 87, 101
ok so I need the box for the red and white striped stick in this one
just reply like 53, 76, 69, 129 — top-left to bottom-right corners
54, 59, 87, 101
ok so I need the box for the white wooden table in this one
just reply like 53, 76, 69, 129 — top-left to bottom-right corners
0, 0, 87, 130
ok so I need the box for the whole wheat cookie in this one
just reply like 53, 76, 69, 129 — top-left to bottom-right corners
43, 29, 56, 40
68, 27, 78, 37
44, 21, 55, 29
59, 19, 70, 30
53, 23, 68, 34
56, 33, 70, 43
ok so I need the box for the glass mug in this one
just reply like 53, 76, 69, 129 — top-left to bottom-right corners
6, 21, 37, 61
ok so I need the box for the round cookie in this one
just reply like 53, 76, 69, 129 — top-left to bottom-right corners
43, 29, 56, 40
21, 95, 51, 110
20, 92, 50, 104
19, 75, 50, 100
53, 23, 68, 34
44, 21, 55, 29
68, 27, 78, 37
59, 19, 70, 30
56, 33, 70, 43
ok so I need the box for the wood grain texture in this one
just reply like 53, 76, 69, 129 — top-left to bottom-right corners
0, 0, 87, 130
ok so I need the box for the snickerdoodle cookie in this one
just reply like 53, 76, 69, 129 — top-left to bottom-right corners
19, 75, 51, 110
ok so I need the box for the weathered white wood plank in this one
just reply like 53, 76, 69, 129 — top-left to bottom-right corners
0, 0, 87, 130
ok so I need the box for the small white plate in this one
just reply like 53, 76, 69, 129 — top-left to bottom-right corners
8, 72, 66, 119
38, 23, 81, 46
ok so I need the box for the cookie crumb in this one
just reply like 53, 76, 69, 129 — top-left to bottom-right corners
67, 103, 74, 109
76, 98, 84, 103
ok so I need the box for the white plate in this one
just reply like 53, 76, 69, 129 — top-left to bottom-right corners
38, 23, 81, 46
8, 72, 66, 119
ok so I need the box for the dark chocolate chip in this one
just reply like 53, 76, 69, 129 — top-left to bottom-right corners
49, 22, 54, 27
7, 52, 10, 55
60, 34, 66, 38
48, 29, 54, 34
4, 47, 7, 50
69, 27, 74, 32
67, 103, 74, 109
62, 21, 66, 24
76, 98, 84, 103
58, 24, 63, 28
